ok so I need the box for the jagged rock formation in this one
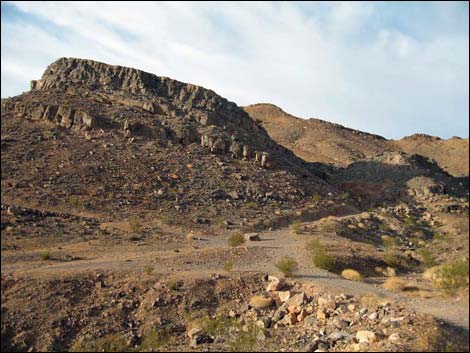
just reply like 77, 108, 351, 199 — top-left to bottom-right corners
1, 58, 335, 224
244, 103, 469, 177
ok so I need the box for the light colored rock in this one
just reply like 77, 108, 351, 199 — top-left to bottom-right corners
187, 327, 203, 338
277, 291, 291, 303
267, 276, 285, 291
388, 333, 400, 341
249, 295, 272, 309
280, 312, 298, 326
286, 292, 305, 308
244, 233, 260, 241
316, 307, 327, 320
356, 330, 377, 343
386, 267, 397, 277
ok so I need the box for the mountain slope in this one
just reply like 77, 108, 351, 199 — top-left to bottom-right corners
243, 103, 469, 176
1, 58, 335, 227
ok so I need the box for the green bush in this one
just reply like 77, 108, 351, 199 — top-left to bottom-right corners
382, 236, 397, 249
140, 327, 169, 350
383, 250, 397, 267
69, 334, 128, 352
144, 264, 154, 275
275, 256, 298, 277
228, 233, 245, 247
224, 261, 233, 272
227, 323, 260, 352
313, 253, 335, 271
40, 251, 50, 261
291, 219, 302, 234
418, 249, 436, 268
432, 260, 469, 292
378, 222, 389, 232
312, 193, 322, 202
128, 217, 141, 233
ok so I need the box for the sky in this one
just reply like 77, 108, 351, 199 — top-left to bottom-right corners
1, 1, 469, 139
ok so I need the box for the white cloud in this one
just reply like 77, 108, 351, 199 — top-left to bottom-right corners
1, 1, 468, 139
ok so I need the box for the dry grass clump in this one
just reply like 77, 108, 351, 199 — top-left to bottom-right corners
227, 232, 245, 247
341, 269, 363, 281
275, 256, 298, 277
383, 276, 408, 292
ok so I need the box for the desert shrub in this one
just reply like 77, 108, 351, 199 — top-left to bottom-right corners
383, 250, 397, 267
96, 228, 107, 239
405, 215, 417, 228
39, 251, 50, 261
275, 256, 298, 277
383, 277, 408, 292
417, 248, 436, 268
68, 195, 83, 209
381, 235, 397, 249
213, 217, 224, 226
291, 219, 302, 234
312, 193, 322, 202
318, 220, 340, 233
341, 269, 363, 281
128, 217, 141, 233
227, 322, 260, 352
224, 261, 233, 272
305, 238, 322, 252
313, 253, 335, 271
433, 220, 444, 227
378, 222, 389, 232
144, 264, 154, 275
306, 238, 335, 271
245, 201, 257, 209
228, 233, 245, 247
140, 327, 169, 350
167, 280, 179, 291
432, 260, 469, 292
191, 312, 239, 337
69, 334, 128, 352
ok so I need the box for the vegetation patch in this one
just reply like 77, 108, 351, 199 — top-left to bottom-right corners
227, 233, 245, 247
275, 256, 298, 277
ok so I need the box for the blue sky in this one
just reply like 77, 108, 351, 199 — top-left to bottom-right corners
1, 1, 468, 139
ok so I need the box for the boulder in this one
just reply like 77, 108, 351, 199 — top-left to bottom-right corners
244, 233, 260, 241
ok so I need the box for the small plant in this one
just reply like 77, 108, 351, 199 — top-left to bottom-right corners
213, 216, 224, 226
291, 219, 302, 234
432, 260, 469, 292
224, 261, 233, 272
275, 256, 298, 277
40, 251, 50, 261
68, 195, 83, 209
227, 322, 260, 352
167, 280, 179, 291
140, 327, 169, 351
405, 215, 417, 228
128, 217, 141, 233
378, 222, 389, 232
381, 235, 397, 249
383, 250, 397, 267
433, 220, 444, 227
144, 264, 154, 275
341, 269, 363, 281
96, 228, 107, 238
306, 237, 335, 271
383, 276, 408, 292
69, 334, 128, 352
245, 201, 257, 209
228, 233, 245, 247
417, 248, 436, 268
312, 193, 322, 202
313, 252, 335, 271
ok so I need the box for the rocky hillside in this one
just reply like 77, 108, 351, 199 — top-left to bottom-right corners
244, 103, 469, 177
1, 58, 335, 227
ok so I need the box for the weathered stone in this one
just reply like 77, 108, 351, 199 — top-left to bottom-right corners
244, 233, 260, 241
277, 290, 291, 303
356, 330, 377, 343
266, 276, 285, 292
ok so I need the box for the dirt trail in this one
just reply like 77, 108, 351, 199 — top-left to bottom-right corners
1, 225, 468, 332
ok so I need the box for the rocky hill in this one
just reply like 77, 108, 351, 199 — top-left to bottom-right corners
1, 58, 335, 228
244, 103, 469, 177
